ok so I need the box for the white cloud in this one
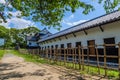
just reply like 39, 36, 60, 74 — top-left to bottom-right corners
1, 17, 35, 29
69, 14, 74, 19
8, 11, 22, 17
0, 0, 5, 4
62, 19, 87, 26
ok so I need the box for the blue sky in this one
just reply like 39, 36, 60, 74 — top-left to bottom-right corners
0, 0, 108, 34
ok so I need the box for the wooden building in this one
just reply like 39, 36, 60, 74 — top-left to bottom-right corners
38, 10, 120, 63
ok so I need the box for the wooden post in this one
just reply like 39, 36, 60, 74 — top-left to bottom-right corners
72, 48, 75, 69
95, 45, 100, 75
64, 49, 66, 66
50, 48, 52, 63
78, 45, 81, 70
87, 45, 89, 73
59, 49, 61, 65
75, 48, 77, 69
103, 44, 107, 77
82, 46, 84, 71
66, 48, 68, 67
118, 42, 120, 79
54, 49, 56, 63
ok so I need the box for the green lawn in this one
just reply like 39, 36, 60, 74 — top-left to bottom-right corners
0, 50, 5, 59
11, 50, 48, 64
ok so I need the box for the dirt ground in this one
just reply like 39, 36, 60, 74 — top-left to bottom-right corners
0, 53, 109, 80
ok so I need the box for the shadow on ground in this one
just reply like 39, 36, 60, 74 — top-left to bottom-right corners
0, 63, 47, 80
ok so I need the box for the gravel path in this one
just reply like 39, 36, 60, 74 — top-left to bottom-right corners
0, 53, 108, 80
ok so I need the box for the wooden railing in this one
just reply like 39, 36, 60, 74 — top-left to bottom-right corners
25, 43, 120, 78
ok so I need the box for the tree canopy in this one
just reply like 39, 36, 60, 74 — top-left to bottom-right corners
0, 0, 120, 28
0, 26, 40, 48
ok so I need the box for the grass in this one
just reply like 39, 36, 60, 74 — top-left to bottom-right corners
0, 50, 5, 59
10, 50, 48, 64
5, 50, 120, 79
57, 61, 119, 79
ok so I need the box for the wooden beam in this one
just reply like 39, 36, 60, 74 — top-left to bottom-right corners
46, 41, 48, 43
99, 25, 104, 32
72, 32, 76, 37
83, 30, 88, 35
50, 40, 52, 42
59, 37, 61, 41
65, 35, 68, 39
54, 38, 56, 41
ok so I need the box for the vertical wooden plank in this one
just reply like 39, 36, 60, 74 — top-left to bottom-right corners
82, 46, 84, 71
55, 48, 57, 64
75, 48, 77, 69
118, 43, 120, 79
59, 49, 61, 66
104, 44, 107, 77
64, 48, 66, 66
50, 48, 52, 64
72, 48, 75, 69
87, 45, 89, 73
78, 45, 81, 70
54, 49, 55, 63
95, 45, 100, 75
46, 48, 48, 62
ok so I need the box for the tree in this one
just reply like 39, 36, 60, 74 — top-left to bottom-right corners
0, 26, 40, 48
0, 0, 120, 28
0, 25, 12, 48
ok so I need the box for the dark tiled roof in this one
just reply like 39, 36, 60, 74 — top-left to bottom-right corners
39, 10, 120, 42
35, 28, 52, 37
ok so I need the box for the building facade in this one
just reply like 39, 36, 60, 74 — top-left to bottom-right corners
26, 28, 52, 48
38, 10, 120, 57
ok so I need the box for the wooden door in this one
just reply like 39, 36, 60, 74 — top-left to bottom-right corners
88, 40, 95, 55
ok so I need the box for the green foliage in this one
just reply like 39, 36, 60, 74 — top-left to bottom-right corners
0, 0, 94, 28
99, 0, 120, 13
0, 26, 40, 48
0, 0, 120, 28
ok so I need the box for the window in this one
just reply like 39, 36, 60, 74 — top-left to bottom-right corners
51, 45, 54, 53
45, 46, 46, 49
104, 37, 116, 55
48, 46, 49, 48
29, 42, 31, 45
67, 43, 72, 48
104, 37, 115, 48
61, 44, 64, 48
55, 45, 58, 49
51, 45, 53, 48
76, 42, 81, 47
61, 44, 64, 54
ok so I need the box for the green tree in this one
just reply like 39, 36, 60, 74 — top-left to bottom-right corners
0, 0, 120, 28
0, 26, 40, 48
0, 25, 12, 48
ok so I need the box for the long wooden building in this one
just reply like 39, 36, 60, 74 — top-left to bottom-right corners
36, 10, 120, 63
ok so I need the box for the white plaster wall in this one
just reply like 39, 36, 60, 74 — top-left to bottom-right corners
40, 21, 120, 48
